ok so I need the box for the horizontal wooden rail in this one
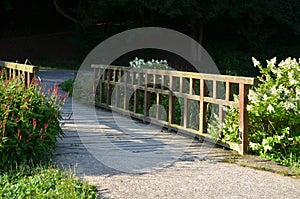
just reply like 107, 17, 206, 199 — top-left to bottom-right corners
92, 64, 255, 155
0, 60, 39, 87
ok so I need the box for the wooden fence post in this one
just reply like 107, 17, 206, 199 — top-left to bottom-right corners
239, 83, 250, 155
93, 68, 97, 97
123, 70, 129, 111
107, 70, 112, 105
199, 79, 208, 133
168, 76, 175, 131
143, 73, 149, 122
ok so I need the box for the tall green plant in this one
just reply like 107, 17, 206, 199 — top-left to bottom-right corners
0, 73, 67, 168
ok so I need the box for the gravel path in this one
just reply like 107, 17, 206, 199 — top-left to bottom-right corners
40, 70, 300, 199
55, 121, 300, 199
85, 161, 300, 199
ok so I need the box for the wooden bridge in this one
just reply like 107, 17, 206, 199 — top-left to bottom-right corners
0, 60, 255, 155
92, 65, 255, 155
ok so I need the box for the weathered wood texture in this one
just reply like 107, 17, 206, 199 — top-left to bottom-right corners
0, 61, 39, 87
92, 65, 255, 155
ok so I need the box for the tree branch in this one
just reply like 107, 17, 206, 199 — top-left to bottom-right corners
53, 0, 83, 26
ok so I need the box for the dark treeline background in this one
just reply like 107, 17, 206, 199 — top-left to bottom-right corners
0, 0, 300, 76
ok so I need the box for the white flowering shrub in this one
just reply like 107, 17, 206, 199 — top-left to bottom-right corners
129, 57, 169, 70
221, 57, 300, 169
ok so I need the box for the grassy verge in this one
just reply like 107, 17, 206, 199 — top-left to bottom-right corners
39, 65, 79, 70
221, 154, 300, 178
0, 163, 98, 198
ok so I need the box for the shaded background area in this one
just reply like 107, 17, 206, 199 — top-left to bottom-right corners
0, 32, 80, 68
0, 0, 299, 75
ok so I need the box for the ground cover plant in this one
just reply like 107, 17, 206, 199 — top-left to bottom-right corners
0, 163, 98, 199
220, 57, 300, 169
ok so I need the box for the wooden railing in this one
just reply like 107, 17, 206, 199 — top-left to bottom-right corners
0, 61, 39, 87
92, 65, 255, 155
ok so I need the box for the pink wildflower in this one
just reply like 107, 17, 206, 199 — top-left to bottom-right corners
32, 118, 37, 130
44, 123, 48, 130
17, 129, 22, 140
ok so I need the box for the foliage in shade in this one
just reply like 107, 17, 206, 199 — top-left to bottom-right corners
59, 78, 74, 96
0, 72, 68, 168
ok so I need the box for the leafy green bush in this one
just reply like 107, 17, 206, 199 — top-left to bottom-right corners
0, 73, 67, 168
221, 57, 300, 169
0, 163, 97, 198
60, 78, 74, 96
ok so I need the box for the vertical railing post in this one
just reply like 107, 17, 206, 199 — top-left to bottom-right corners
99, 68, 104, 104
199, 79, 208, 133
179, 77, 183, 93
168, 76, 175, 131
225, 81, 232, 101
238, 83, 250, 155
156, 93, 162, 120
212, 80, 217, 99
134, 72, 141, 113
107, 69, 112, 105
183, 98, 188, 128
114, 71, 120, 108
123, 70, 129, 111
12, 68, 16, 79
218, 105, 224, 124
143, 73, 149, 122
27, 72, 31, 87
93, 68, 97, 98
189, 78, 193, 94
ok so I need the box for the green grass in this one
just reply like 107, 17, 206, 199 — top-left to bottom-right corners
39, 65, 79, 70
0, 163, 99, 199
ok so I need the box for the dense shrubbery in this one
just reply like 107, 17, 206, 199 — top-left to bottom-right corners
0, 73, 67, 168
220, 57, 300, 169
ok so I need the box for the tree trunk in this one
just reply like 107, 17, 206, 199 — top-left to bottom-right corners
191, 19, 204, 44
139, 8, 145, 26
198, 20, 204, 45
190, 19, 205, 71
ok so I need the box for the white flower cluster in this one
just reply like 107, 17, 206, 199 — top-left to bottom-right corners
296, 88, 300, 101
267, 57, 277, 73
249, 142, 259, 150
252, 57, 260, 68
248, 57, 300, 114
267, 104, 275, 113
129, 57, 168, 70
